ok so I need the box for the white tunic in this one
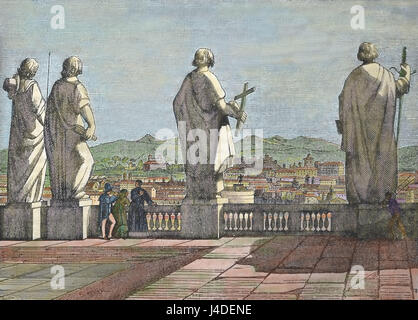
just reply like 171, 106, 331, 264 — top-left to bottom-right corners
7, 79, 47, 202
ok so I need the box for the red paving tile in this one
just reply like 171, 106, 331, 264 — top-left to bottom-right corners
1, 235, 417, 300
380, 269, 411, 286
379, 286, 414, 300
380, 240, 409, 261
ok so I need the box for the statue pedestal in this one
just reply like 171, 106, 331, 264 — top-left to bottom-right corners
221, 190, 255, 204
180, 197, 228, 239
46, 198, 92, 240
0, 201, 47, 240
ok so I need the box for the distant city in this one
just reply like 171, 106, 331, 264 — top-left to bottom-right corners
1, 152, 417, 206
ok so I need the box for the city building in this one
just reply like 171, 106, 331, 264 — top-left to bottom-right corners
143, 154, 167, 171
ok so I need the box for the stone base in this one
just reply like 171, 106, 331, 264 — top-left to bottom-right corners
45, 198, 92, 240
221, 190, 255, 204
356, 204, 415, 239
179, 197, 228, 239
0, 202, 47, 240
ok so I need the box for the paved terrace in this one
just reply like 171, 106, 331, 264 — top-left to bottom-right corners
0, 236, 417, 300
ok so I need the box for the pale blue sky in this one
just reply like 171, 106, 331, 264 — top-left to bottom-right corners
0, 0, 417, 149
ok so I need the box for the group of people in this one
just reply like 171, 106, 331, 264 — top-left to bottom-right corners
98, 180, 155, 240
3, 56, 95, 202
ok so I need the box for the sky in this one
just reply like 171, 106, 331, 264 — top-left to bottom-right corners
0, 0, 418, 150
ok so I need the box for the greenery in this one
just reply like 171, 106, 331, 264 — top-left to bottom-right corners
1, 135, 417, 177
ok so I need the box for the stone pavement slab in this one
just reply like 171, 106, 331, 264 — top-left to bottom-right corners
380, 269, 411, 286
0, 264, 47, 278
220, 264, 268, 278
0, 241, 26, 247
308, 272, 347, 283
263, 273, 310, 284
379, 286, 414, 300
344, 271, 379, 298
177, 238, 233, 247
314, 257, 351, 273
128, 287, 195, 300
135, 239, 191, 247
96, 239, 153, 247
12, 241, 67, 247
380, 260, 410, 269
322, 239, 356, 258
223, 237, 271, 247
182, 258, 237, 272
300, 283, 345, 300
204, 246, 253, 259
20, 263, 93, 280
52, 239, 108, 247
255, 282, 305, 294
0, 278, 47, 295
245, 293, 297, 300
380, 240, 409, 261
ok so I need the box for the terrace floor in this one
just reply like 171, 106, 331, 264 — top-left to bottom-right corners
0, 236, 417, 300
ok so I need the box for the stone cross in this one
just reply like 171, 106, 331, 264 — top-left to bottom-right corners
234, 82, 255, 136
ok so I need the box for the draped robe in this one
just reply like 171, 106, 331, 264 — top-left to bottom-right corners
339, 62, 407, 204
173, 69, 235, 200
7, 79, 47, 202
44, 78, 94, 200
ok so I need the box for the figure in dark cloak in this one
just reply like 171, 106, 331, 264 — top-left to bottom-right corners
128, 180, 155, 232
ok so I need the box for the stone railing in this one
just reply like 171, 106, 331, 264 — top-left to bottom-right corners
2, 202, 418, 240
144, 206, 182, 232
88, 204, 181, 238
221, 204, 357, 237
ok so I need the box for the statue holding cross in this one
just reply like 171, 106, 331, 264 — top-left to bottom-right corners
173, 48, 254, 201
234, 82, 256, 136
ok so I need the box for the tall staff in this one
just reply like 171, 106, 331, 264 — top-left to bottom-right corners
395, 47, 416, 145
46, 52, 51, 102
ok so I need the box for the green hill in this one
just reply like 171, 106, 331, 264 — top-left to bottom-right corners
0, 135, 417, 175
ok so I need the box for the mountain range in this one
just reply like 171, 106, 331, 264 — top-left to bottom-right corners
1, 134, 417, 174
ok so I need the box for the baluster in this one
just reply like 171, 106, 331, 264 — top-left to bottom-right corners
152, 213, 157, 231
164, 213, 170, 231
263, 212, 267, 231
239, 213, 244, 231
273, 212, 278, 231
268, 213, 273, 231
229, 213, 233, 231
158, 213, 163, 230
321, 213, 326, 231
234, 212, 238, 231
300, 213, 304, 231
284, 212, 289, 231
224, 212, 228, 231
170, 213, 176, 231
327, 212, 332, 232
316, 213, 321, 232
279, 212, 283, 231
305, 213, 310, 232
146, 213, 152, 231
249, 212, 253, 231
311, 213, 316, 231
244, 212, 249, 230
177, 213, 182, 231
